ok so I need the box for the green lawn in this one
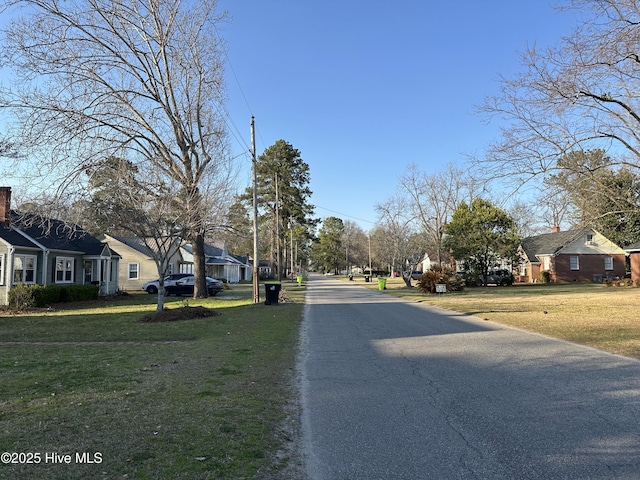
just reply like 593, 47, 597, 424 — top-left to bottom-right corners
0, 284, 305, 480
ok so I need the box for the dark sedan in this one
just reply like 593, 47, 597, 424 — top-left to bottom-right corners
164, 276, 224, 296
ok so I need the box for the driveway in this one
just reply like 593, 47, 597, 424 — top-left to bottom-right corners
299, 275, 640, 479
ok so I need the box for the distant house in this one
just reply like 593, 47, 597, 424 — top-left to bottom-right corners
100, 234, 184, 291
253, 259, 272, 279
180, 243, 251, 283
518, 227, 626, 283
0, 187, 120, 305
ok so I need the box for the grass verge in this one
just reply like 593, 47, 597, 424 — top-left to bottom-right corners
344, 275, 640, 360
0, 283, 305, 480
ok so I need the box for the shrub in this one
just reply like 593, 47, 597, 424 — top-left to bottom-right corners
8, 284, 37, 310
538, 271, 551, 283
8, 283, 99, 309
62, 284, 99, 302
416, 265, 465, 294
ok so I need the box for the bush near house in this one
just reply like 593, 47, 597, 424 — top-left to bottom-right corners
538, 271, 551, 283
416, 265, 465, 294
8, 284, 99, 309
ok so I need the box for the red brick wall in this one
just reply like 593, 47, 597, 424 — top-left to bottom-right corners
553, 254, 625, 283
529, 263, 541, 283
630, 253, 640, 283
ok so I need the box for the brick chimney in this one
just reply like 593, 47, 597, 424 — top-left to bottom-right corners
552, 225, 560, 233
0, 187, 11, 226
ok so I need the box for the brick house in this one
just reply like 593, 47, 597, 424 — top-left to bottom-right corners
518, 227, 626, 283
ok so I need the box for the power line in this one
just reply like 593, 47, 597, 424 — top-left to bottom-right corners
213, 23, 253, 158
315, 204, 376, 225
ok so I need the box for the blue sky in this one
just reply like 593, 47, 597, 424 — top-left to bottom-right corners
0, 1, 578, 229
217, 0, 578, 229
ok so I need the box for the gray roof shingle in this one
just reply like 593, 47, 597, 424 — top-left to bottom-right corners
0, 211, 111, 256
520, 228, 590, 263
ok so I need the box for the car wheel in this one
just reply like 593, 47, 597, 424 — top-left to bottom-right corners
147, 285, 158, 294
211, 291, 218, 296
500, 279, 508, 286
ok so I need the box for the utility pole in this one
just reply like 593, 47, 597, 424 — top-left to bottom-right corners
251, 117, 259, 303
290, 216, 294, 280
368, 233, 372, 280
275, 174, 282, 281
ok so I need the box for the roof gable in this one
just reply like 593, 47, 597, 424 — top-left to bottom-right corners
520, 229, 585, 261
521, 227, 626, 261
0, 221, 40, 249
106, 235, 156, 258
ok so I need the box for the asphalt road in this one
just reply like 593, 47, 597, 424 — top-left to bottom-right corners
299, 274, 640, 479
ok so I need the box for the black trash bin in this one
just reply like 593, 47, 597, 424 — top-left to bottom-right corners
264, 281, 281, 305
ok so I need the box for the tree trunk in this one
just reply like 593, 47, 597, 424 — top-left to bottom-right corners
192, 232, 208, 298
156, 284, 166, 311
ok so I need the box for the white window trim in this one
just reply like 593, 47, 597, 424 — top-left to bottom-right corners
55, 256, 75, 284
0, 253, 4, 285
604, 256, 614, 271
128, 262, 140, 280
13, 254, 37, 284
570, 255, 580, 271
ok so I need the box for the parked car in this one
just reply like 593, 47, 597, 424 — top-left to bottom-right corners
403, 271, 423, 280
142, 273, 193, 294
481, 269, 514, 286
164, 276, 224, 296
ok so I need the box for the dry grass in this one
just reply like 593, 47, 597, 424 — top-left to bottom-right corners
348, 275, 640, 359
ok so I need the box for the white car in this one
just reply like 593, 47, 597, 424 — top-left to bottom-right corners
142, 273, 193, 294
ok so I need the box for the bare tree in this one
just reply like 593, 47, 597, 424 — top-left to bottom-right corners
479, 0, 640, 188
341, 220, 368, 273
398, 162, 483, 265
0, 0, 231, 297
83, 157, 194, 310
374, 196, 426, 287
0, 140, 17, 158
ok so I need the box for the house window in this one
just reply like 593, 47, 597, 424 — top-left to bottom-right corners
542, 256, 550, 271
128, 263, 139, 280
0, 254, 4, 285
604, 256, 614, 270
13, 255, 37, 284
570, 256, 580, 270
55, 257, 74, 283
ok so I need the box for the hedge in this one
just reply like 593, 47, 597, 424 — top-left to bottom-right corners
8, 284, 100, 309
